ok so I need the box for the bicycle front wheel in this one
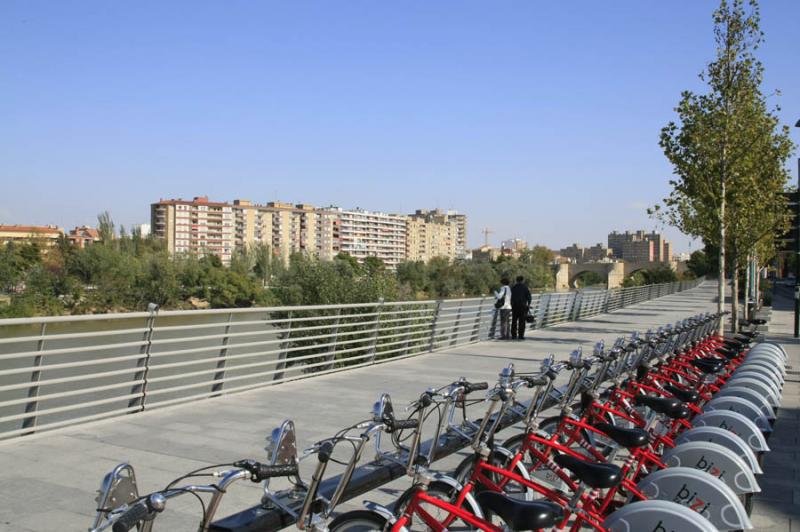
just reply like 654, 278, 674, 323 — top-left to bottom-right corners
328, 510, 388, 532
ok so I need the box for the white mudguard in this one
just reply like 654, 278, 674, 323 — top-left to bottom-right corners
702, 396, 772, 433
661, 441, 760, 494
737, 359, 785, 383
748, 341, 787, 362
740, 352, 786, 372
692, 410, 770, 453
722, 377, 780, 408
603, 500, 717, 532
675, 426, 762, 474
711, 387, 775, 420
635, 467, 752, 530
728, 370, 782, 396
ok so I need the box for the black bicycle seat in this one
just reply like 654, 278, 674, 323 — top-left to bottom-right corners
715, 347, 738, 360
594, 422, 649, 449
475, 491, 564, 531
691, 358, 725, 374
553, 454, 622, 489
634, 395, 689, 419
664, 384, 699, 404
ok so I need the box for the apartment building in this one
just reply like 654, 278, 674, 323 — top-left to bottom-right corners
152, 197, 466, 268
231, 200, 340, 263
0, 225, 64, 247
406, 209, 465, 262
335, 208, 407, 268
608, 230, 672, 263
151, 197, 236, 263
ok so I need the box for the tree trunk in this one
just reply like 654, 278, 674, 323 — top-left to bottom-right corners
718, 188, 726, 335
731, 262, 739, 334
743, 255, 751, 322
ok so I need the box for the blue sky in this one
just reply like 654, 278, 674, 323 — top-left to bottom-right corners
1, 1, 798, 252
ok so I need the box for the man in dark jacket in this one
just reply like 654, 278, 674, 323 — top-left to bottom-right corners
510, 276, 532, 340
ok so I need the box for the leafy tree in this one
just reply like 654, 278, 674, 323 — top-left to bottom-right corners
654, 0, 793, 332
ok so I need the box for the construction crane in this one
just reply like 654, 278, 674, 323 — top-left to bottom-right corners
482, 227, 494, 247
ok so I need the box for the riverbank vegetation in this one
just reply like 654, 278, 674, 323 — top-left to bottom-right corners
0, 223, 562, 317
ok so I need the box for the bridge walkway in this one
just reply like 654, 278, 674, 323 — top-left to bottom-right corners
0, 283, 719, 531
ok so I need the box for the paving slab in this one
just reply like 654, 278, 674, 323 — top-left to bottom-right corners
0, 283, 721, 531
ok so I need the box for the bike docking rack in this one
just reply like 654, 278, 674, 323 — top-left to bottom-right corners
205, 312, 744, 532
89, 309, 790, 532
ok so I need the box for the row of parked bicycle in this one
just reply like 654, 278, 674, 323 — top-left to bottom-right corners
90, 312, 786, 532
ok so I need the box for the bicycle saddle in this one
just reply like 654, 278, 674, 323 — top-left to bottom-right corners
664, 384, 700, 404
715, 347, 739, 360
634, 395, 690, 419
691, 357, 725, 374
594, 422, 649, 449
475, 491, 564, 531
553, 454, 622, 489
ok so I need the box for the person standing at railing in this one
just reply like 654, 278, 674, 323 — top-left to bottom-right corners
494, 277, 512, 339
510, 276, 532, 340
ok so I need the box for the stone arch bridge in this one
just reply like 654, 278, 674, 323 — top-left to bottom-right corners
555, 261, 675, 290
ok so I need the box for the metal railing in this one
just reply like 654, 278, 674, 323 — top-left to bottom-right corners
0, 279, 700, 439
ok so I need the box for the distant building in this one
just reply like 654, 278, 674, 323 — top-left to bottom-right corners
471, 245, 501, 262
133, 223, 151, 237
334, 208, 407, 269
608, 230, 672, 263
0, 225, 64, 248
501, 238, 528, 257
67, 226, 100, 249
151, 196, 236, 264
151, 196, 466, 268
558, 243, 611, 263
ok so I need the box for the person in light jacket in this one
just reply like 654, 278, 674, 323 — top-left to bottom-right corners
495, 277, 512, 340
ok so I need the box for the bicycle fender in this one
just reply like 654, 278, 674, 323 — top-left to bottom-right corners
675, 426, 762, 475
363, 500, 404, 529
712, 387, 775, 420
692, 410, 769, 453
702, 397, 772, 433
739, 352, 786, 372
635, 467, 752, 530
728, 370, 782, 396
661, 441, 760, 494
430, 473, 485, 519
748, 342, 787, 362
603, 500, 717, 532
737, 359, 785, 382
721, 377, 780, 408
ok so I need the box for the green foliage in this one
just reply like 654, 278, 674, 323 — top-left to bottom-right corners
573, 271, 605, 288
686, 248, 717, 277
622, 267, 678, 287
654, 0, 794, 327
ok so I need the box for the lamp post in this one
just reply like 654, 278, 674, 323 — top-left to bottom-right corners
794, 119, 800, 337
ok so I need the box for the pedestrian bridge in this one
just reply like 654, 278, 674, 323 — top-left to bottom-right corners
555, 260, 680, 289
0, 281, 795, 531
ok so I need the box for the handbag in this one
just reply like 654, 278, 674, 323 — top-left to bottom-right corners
494, 287, 506, 309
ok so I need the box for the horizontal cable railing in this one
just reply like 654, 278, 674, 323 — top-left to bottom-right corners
0, 279, 700, 439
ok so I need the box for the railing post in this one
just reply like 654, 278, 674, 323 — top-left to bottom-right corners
210, 312, 233, 397
603, 289, 610, 313
471, 298, 486, 341
538, 293, 551, 328
20, 323, 47, 435
369, 299, 385, 363
273, 311, 293, 382
326, 308, 342, 370
128, 310, 157, 412
450, 301, 464, 346
571, 290, 583, 321
428, 300, 443, 351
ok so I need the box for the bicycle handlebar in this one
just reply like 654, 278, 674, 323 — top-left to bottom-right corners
112, 500, 153, 532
